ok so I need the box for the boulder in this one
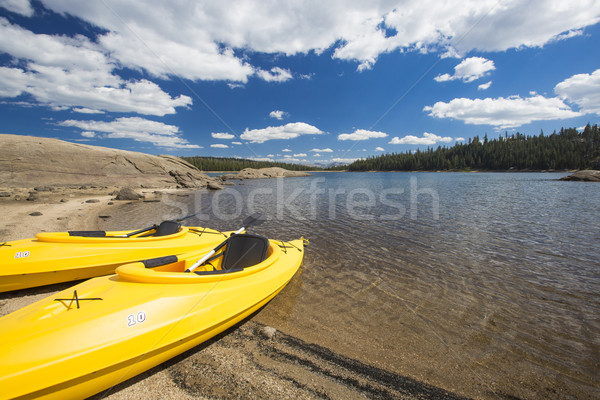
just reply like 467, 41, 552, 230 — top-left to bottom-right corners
559, 170, 600, 182
114, 187, 143, 201
207, 181, 224, 190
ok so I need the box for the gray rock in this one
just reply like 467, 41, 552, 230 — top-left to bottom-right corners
0, 191, 10, 197
560, 170, 600, 182
85, 199, 100, 203
207, 181, 224, 190
29, 211, 43, 216
114, 187, 143, 201
26, 191, 39, 201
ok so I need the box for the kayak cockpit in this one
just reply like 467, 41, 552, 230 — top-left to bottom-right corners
116, 235, 282, 283
35, 221, 188, 243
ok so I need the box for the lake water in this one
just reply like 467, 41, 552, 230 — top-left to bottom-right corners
105, 172, 600, 399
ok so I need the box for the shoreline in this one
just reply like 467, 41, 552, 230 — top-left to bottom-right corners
0, 186, 199, 242
0, 187, 469, 400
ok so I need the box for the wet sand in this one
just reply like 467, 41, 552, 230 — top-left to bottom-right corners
0, 188, 467, 400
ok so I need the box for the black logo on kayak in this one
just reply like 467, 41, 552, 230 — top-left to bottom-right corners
54, 290, 102, 309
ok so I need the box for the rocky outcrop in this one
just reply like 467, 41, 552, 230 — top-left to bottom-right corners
559, 170, 600, 182
220, 167, 311, 181
0, 134, 218, 189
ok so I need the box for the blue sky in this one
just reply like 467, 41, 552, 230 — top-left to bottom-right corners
0, 1, 599, 165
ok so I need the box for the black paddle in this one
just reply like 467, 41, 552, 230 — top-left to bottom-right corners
185, 213, 266, 273
120, 211, 207, 238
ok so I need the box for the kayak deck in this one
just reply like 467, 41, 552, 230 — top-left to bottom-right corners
0, 238, 304, 400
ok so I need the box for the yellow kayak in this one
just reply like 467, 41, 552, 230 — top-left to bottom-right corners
0, 234, 304, 399
0, 220, 234, 292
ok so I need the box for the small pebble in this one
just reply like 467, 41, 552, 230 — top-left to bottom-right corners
259, 326, 277, 339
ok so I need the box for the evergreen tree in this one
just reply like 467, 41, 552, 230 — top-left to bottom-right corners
346, 125, 600, 172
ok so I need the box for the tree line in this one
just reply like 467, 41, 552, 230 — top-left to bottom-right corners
347, 124, 600, 172
182, 156, 318, 171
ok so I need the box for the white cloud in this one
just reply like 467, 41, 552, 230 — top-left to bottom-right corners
478, 81, 492, 90
232, 141, 242, 145
73, 107, 104, 114
248, 156, 274, 162
0, 0, 34, 16
456, 137, 465, 141
282, 148, 292, 152
435, 57, 495, 83
338, 129, 388, 141
241, 122, 323, 143
0, 18, 191, 115
58, 117, 200, 149
293, 153, 307, 157
211, 132, 235, 139
375, 146, 385, 151
310, 148, 334, 152
211, 143, 229, 148
100, 31, 254, 83
281, 156, 305, 162
389, 132, 453, 145
554, 68, 600, 115
256, 67, 293, 82
269, 110, 287, 120
332, 157, 361, 164
39, 1, 600, 75
424, 95, 582, 129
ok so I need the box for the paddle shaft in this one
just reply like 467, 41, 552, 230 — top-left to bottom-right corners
185, 227, 245, 272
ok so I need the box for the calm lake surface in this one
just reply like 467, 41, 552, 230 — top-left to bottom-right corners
107, 172, 600, 399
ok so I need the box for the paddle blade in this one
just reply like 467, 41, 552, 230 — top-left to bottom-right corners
243, 213, 266, 227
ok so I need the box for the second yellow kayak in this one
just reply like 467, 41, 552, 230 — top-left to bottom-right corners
0, 220, 234, 292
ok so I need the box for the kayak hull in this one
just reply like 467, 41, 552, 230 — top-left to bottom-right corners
0, 226, 231, 292
0, 239, 304, 399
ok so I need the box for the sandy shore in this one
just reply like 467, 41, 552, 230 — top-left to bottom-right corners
0, 188, 466, 400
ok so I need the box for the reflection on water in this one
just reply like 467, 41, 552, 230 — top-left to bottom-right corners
102, 172, 600, 399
